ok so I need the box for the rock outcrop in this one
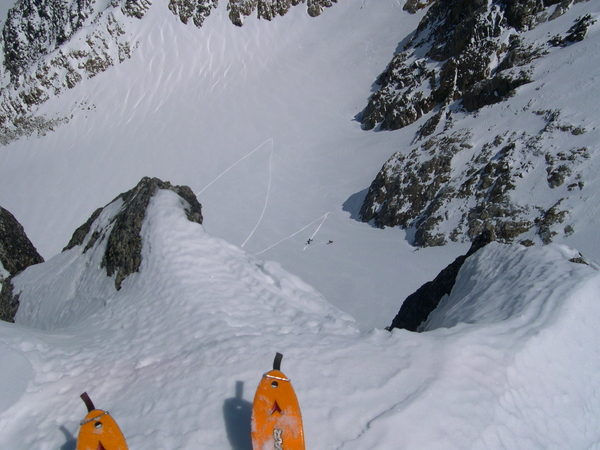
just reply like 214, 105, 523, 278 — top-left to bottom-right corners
360, 0, 592, 132
1, 177, 203, 324
360, 108, 590, 247
0, 279, 21, 323
0, 206, 44, 279
359, 1, 595, 248
64, 176, 203, 290
0, 206, 44, 322
387, 230, 495, 332
227, 0, 337, 26
168, 0, 218, 27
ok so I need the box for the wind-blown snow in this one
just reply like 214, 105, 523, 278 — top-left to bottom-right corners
0, 0, 462, 330
2, 0, 600, 447
2, 191, 600, 449
1, 0, 598, 330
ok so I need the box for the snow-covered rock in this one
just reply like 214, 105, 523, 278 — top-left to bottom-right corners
0, 205, 43, 321
388, 229, 495, 331
422, 241, 599, 331
360, 2, 599, 248
63, 176, 203, 290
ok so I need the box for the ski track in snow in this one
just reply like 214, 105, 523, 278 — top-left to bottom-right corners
303, 212, 329, 250
253, 212, 330, 256
196, 138, 275, 197
241, 139, 274, 249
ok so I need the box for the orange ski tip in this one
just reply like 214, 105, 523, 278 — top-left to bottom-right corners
77, 394, 128, 450
80, 410, 109, 426
251, 355, 305, 450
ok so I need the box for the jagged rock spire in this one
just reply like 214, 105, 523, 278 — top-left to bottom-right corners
0, 206, 44, 322
64, 177, 203, 290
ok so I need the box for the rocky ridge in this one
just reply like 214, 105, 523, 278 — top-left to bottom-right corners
0, 177, 203, 322
360, 0, 597, 248
361, 0, 592, 132
388, 229, 594, 332
0, 206, 44, 321
63, 176, 203, 290
387, 230, 495, 331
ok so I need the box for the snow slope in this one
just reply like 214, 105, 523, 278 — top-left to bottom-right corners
1, 189, 600, 449
0, 0, 468, 330
1, 0, 599, 330
1, 0, 600, 447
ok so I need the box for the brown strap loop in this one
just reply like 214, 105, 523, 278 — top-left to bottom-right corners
80, 392, 96, 413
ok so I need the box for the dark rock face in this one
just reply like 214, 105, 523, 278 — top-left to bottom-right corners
64, 177, 203, 290
387, 230, 495, 332
227, 0, 336, 26
168, 0, 218, 27
0, 206, 44, 278
0, 206, 44, 322
359, 0, 584, 131
0, 279, 20, 323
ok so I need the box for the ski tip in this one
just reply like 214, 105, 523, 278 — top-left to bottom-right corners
80, 392, 95, 413
273, 352, 283, 371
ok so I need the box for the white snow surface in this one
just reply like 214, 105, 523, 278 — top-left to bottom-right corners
2, 190, 600, 449
1, 0, 600, 447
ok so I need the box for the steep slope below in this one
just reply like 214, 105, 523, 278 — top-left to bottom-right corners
1, 193, 599, 448
0, 0, 452, 330
1, 0, 600, 333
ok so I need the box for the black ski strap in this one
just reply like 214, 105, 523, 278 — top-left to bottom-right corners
273, 352, 283, 371
80, 392, 96, 413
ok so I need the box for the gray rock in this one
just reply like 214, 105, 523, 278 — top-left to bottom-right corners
0, 206, 44, 322
0, 206, 44, 278
387, 230, 495, 332
65, 176, 203, 290
360, 0, 566, 132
